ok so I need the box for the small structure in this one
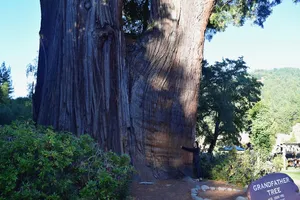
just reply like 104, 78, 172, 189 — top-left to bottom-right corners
275, 143, 300, 169
219, 145, 245, 152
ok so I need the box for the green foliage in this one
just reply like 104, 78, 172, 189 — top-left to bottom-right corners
0, 121, 134, 200
0, 62, 26, 125
121, 0, 300, 41
255, 68, 300, 133
272, 155, 283, 172
26, 57, 38, 98
122, 0, 300, 40
249, 102, 274, 152
210, 150, 273, 186
197, 58, 262, 153
206, 0, 300, 40
123, 0, 150, 37
0, 97, 32, 125
250, 68, 300, 151
211, 150, 240, 183
0, 62, 13, 103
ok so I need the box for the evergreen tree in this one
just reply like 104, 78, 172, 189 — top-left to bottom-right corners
0, 62, 13, 103
26, 57, 38, 98
250, 68, 300, 152
197, 58, 262, 153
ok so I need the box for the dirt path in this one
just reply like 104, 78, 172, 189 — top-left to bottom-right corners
130, 179, 194, 200
129, 178, 247, 200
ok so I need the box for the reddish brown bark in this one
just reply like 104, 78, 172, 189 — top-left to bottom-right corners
34, 0, 128, 153
127, 0, 215, 179
34, 0, 215, 179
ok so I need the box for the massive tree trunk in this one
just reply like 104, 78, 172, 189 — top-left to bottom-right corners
127, 0, 215, 179
34, 0, 215, 180
34, 0, 129, 153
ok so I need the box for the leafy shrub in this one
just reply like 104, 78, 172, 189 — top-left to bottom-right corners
211, 150, 239, 183
209, 149, 273, 186
0, 121, 134, 200
272, 155, 283, 172
199, 153, 214, 178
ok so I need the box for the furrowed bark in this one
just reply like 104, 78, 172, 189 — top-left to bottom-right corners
34, 0, 215, 180
127, 0, 215, 179
34, 0, 129, 153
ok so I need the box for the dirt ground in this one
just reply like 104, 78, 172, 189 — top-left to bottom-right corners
129, 178, 247, 200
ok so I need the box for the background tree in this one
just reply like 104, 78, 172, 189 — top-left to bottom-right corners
26, 57, 38, 98
197, 58, 262, 153
252, 68, 300, 133
0, 62, 13, 103
248, 101, 274, 153
0, 62, 32, 125
34, 0, 298, 178
0, 97, 32, 125
249, 68, 300, 152
206, 0, 300, 39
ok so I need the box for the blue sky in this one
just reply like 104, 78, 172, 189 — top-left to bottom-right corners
0, 1, 299, 97
0, 0, 40, 98
204, 0, 300, 70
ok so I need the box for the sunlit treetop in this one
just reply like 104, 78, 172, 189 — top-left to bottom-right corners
206, 0, 300, 40
123, 0, 300, 39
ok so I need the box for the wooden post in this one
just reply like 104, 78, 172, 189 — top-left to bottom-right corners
283, 146, 286, 170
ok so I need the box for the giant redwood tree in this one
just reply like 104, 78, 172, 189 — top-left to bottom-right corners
34, 0, 297, 179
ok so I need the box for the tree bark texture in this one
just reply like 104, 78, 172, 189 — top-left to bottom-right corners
34, 0, 215, 179
127, 0, 215, 178
34, 0, 129, 153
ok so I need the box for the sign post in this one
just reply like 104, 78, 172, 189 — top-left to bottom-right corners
247, 173, 300, 200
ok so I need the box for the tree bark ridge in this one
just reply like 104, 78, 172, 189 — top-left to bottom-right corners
34, 0, 128, 153
34, 0, 215, 180
127, 0, 215, 178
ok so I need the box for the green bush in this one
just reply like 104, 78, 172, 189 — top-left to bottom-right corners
209, 149, 272, 187
211, 150, 239, 183
272, 155, 283, 172
0, 121, 134, 200
199, 153, 214, 178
